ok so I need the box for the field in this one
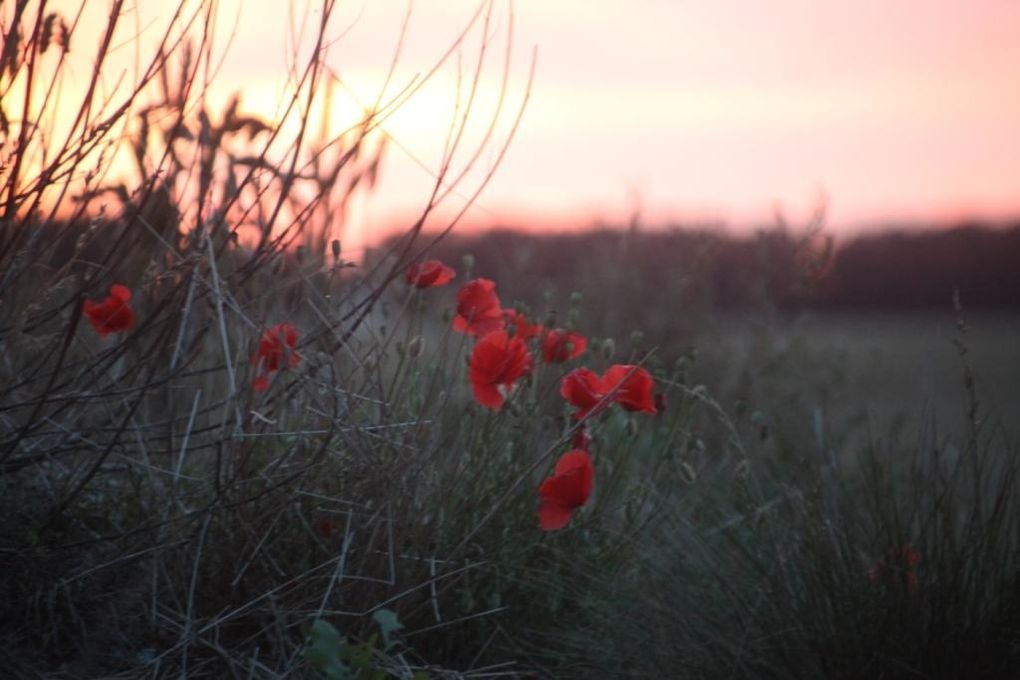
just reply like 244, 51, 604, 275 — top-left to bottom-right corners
3, 2, 1020, 678
697, 311, 1020, 447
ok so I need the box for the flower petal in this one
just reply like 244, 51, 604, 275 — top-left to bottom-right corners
538, 498, 575, 531
453, 278, 505, 336
537, 449, 594, 530
542, 329, 587, 362
407, 260, 456, 288
560, 368, 607, 418
469, 330, 533, 410
109, 284, 132, 301
603, 364, 657, 414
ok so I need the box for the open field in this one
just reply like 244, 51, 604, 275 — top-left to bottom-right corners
693, 311, 1020, 449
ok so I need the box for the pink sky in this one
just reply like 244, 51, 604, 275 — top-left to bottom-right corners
61, 1, 1020, 249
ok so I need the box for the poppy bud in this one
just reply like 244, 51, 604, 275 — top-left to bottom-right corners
569, 291, 583, 307
331, 239, 342, 260
407, 335, 425, 359
461, 253, 475, 272
680, 461, 697, 484
601, 338, 615, 360
630, 330, 645, 346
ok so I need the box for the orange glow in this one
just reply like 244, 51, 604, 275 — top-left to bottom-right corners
16, 0, 1020, 253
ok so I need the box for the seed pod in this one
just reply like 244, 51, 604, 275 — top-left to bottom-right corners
601, 338, 616, 360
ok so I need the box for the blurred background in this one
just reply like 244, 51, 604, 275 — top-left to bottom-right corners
57, 0, 1020, 251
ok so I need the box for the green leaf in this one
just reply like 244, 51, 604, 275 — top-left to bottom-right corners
372, 608, 404, 650
305, 620, 352, 679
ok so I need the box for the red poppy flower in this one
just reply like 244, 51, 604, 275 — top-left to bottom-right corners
83, 283, 135, 338
503, 309, 544, 341
560, 368, 609, 419
541, 328, 587, 363
538, 449, 594, 531
252, 323, 301, 391
453, 278, 505, 336
406, 259, 456, 288
602, 364, 657, 414
561, 364, 657, 418
468, 330, 533, 409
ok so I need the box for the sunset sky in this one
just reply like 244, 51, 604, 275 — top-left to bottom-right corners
62, 1, 1020, 249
